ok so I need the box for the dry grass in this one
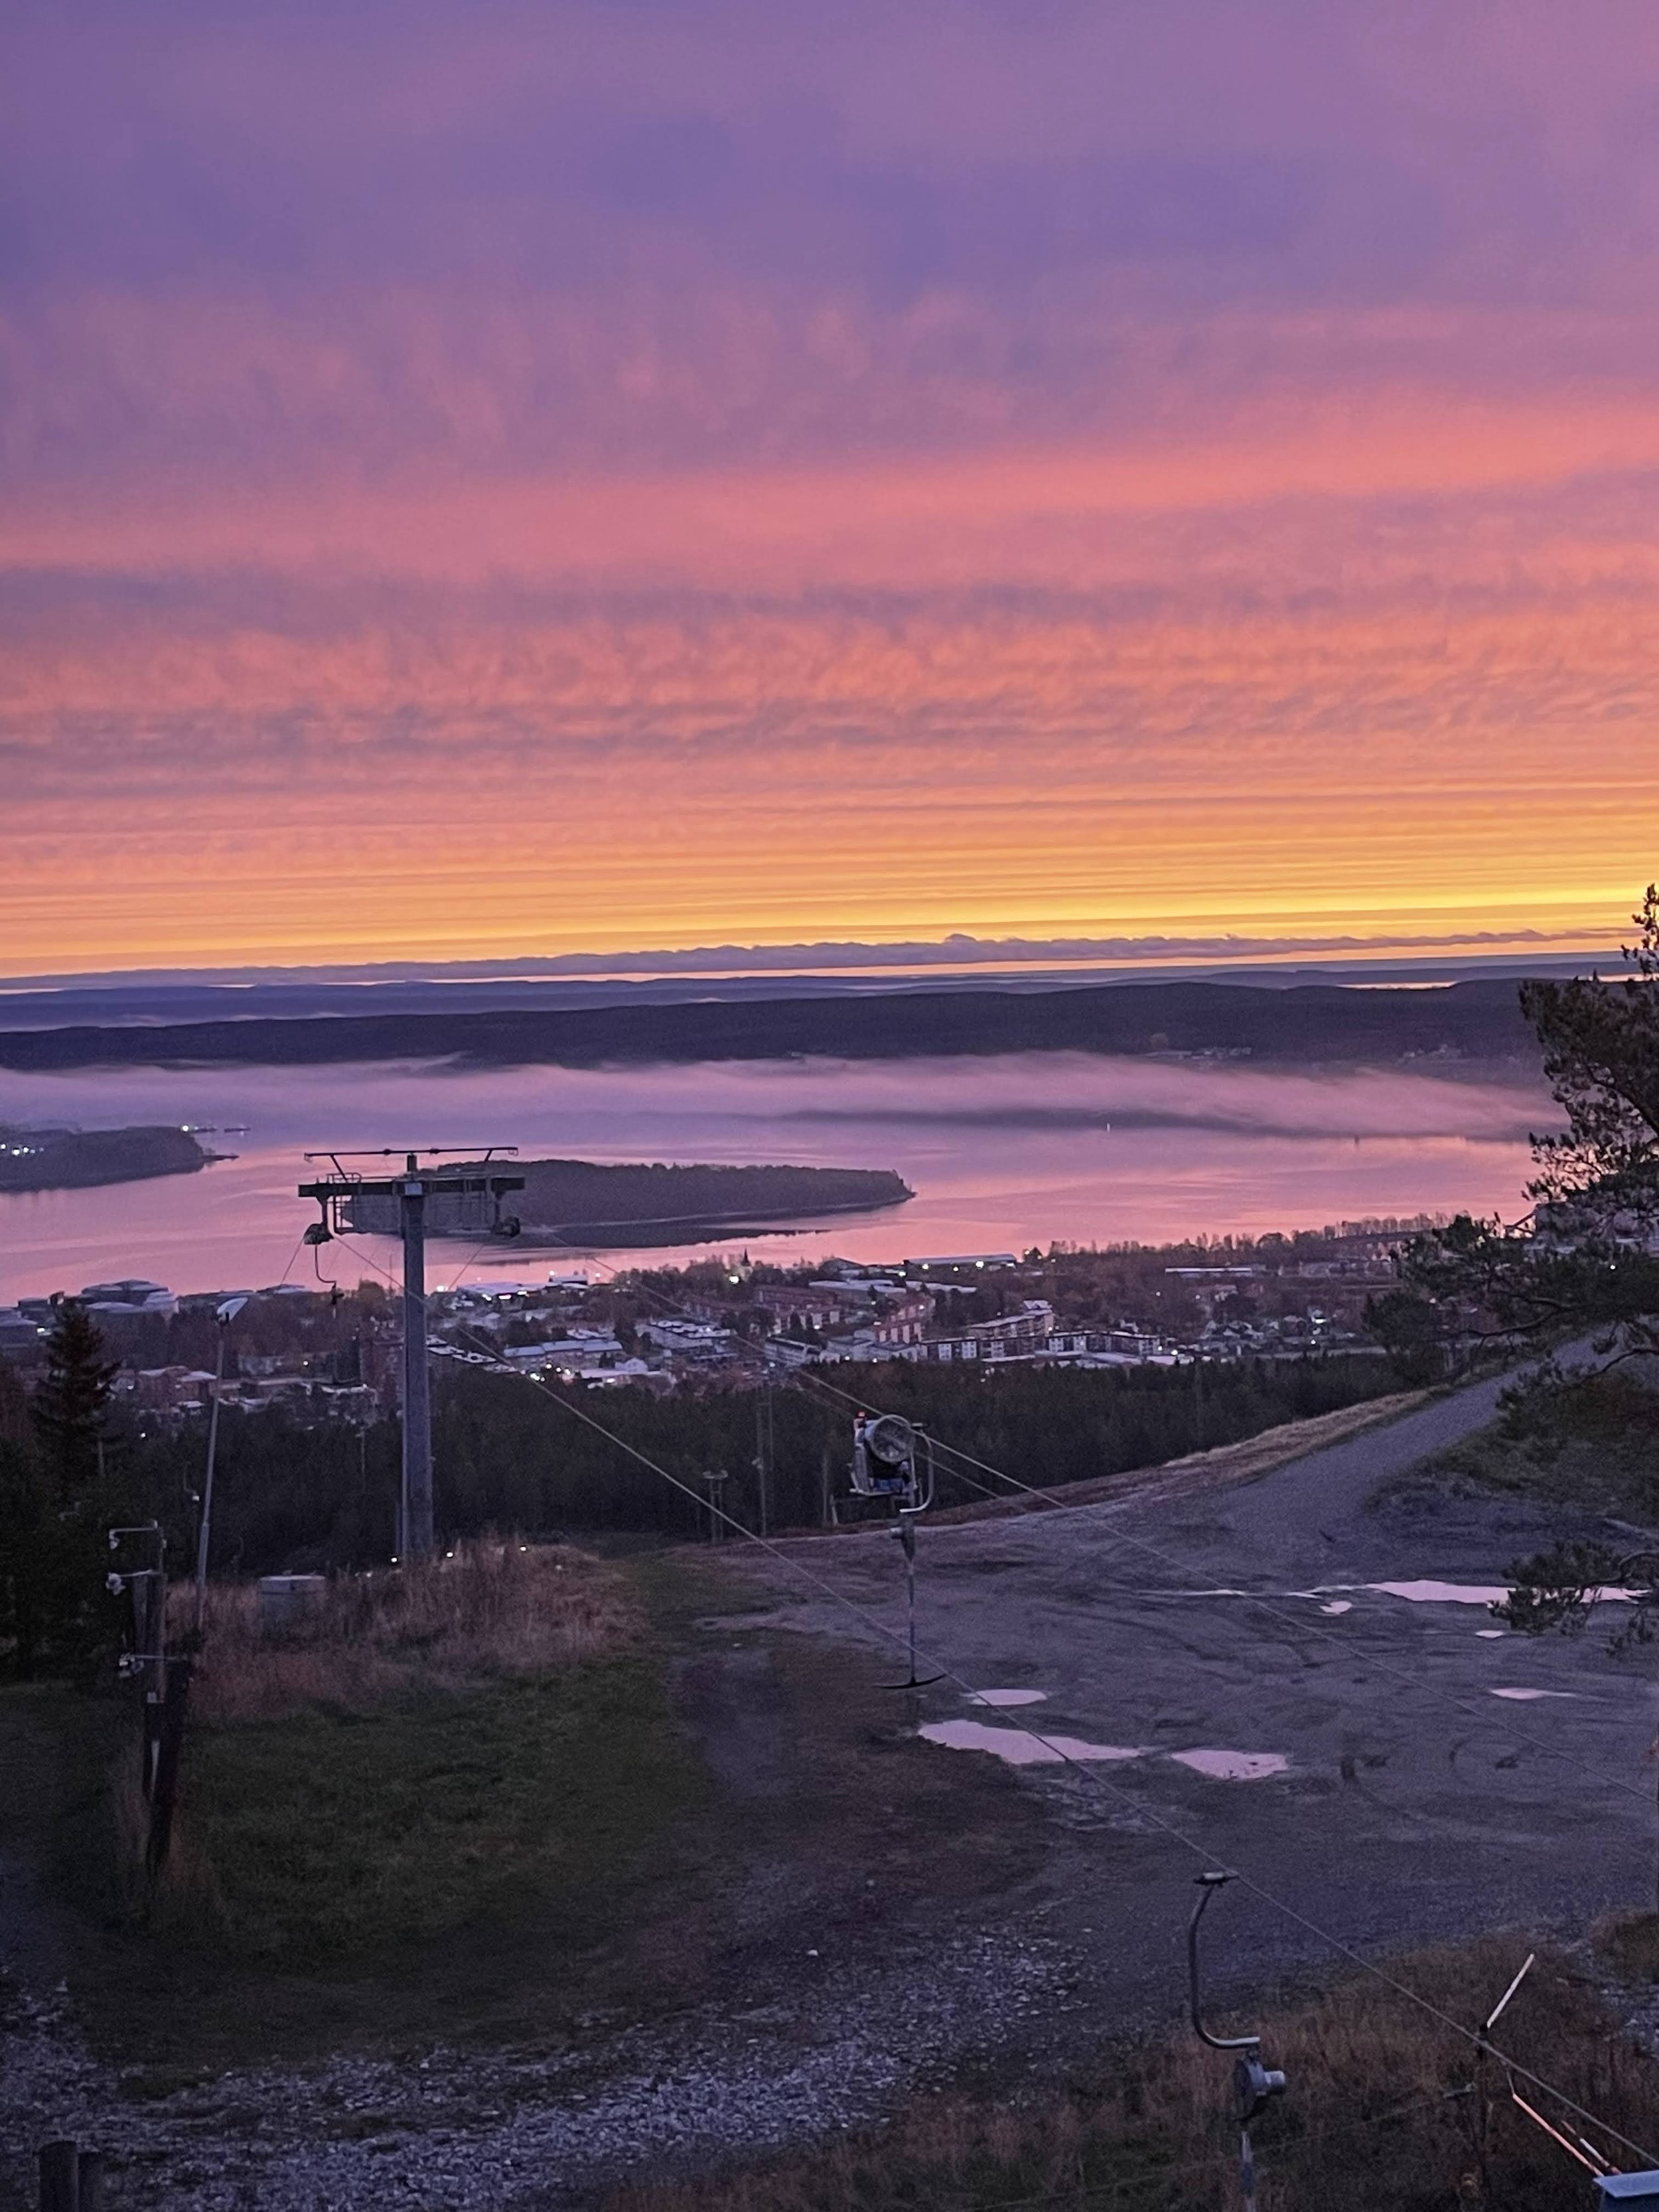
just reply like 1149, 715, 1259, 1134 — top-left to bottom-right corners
606, 1939, 1659, 2212
179, 1540, 642, 1724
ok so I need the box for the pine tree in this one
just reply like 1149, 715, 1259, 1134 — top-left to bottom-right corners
31, 1300, 117, 1499
0, 1303, 123, 1674
1380, 884, 1659, 1367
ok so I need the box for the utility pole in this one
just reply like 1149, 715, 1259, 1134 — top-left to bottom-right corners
753, 1380, 774, 1540
194, 1295, 248, 1629
399, 1167, 431, 1561
298, 1149, 523, 1562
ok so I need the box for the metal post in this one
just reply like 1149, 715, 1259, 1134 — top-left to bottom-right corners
129, 1569, 167, 1797
299, 1149, 521, 1571
879, 1510, 943, 1689
147, 1654, 192, 1875
399, 1157, 433, 1562
193, 1334, 226, 1631
901, 1514, 918, 1684
194, 1295, 246, 1629
754, 1386, 772, 1540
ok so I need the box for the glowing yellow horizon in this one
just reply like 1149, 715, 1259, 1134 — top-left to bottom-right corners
9, 384, 1659, 976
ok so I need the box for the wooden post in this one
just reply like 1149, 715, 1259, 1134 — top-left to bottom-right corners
147, 1653, 193, 1876
77, 2154, 106, 2211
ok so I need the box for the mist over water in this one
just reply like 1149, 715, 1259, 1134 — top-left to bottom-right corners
0, 1053, 1548, 1301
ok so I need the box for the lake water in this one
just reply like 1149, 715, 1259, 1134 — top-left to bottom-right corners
0, 1053, 1548, 1302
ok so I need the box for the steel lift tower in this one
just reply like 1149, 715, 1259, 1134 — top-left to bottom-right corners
299, 1149, 524, 1562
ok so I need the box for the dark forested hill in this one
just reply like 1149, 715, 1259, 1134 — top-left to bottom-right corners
0, 1122, 209, 1190
0, 977, 1537, 1072
344, 1159, 912, 1245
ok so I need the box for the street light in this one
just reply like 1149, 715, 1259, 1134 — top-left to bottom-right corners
194, 1295, 248, 1629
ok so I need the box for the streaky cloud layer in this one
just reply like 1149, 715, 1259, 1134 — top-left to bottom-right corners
5, 2, 1659, 971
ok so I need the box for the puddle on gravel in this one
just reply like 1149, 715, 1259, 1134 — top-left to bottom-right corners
918, 1720, 1140, 1765
1157, 1580, 1630, 1609
1490, 1687, 1577, 1702
919, 1726, 1292, 1784
1370, 1579, 1634, 1607
1169, 1749, 1290, 1782
1366, 1581, 1511, 1605
1157, 1582, 1510, 1606
967, 1689, 1048, 1708
1476, 1629, 1506, 1639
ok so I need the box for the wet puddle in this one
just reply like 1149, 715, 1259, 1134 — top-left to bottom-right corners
1365, 1581, 1511, 1606
966, 1688, 1048, 1708
920, 1722, 1289, 1783
918, 1720, 1141, 1765
1476, 1629, 1506, 1639
1169, 1749, 1290, 1782
1159, 1580, 1631, 1611
1489, 1687, 1577, 1702
1159, 1582, 1508, 1606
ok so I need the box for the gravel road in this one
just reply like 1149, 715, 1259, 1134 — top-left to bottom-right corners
726, 1368, 1659, 2022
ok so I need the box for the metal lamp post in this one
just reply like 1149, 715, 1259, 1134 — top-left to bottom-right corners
193, 1295, 248, 1629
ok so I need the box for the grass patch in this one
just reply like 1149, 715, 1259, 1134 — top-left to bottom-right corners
5, 1545, 1047, 2074
147, 1540, 693, 1974
605, 1939, 1659, 2212
0, 1552, 717, 2066
0, 1680, 133, 1946
182, 1657, 701, 1966
1404, 1368, 1659, 1523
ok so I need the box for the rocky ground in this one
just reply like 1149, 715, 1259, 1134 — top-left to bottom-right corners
1, 1923, 1074, 2210
7, 1367, 1659, 2208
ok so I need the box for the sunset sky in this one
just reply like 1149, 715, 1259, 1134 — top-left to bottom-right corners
7, 2, 1659, 976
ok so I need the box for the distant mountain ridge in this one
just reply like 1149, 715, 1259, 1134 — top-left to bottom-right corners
0, 978, 1539, 1072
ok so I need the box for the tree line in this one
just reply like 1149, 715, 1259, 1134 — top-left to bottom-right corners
75, 1350, 1396, 1586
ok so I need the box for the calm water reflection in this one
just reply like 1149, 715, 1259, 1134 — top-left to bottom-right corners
0, 1053, 1546, 1301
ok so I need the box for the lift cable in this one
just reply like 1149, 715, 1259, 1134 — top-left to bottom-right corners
429, 1314, 1658, 2174
324, 1222, 1656, 2164
792, 1361, 1658, 1811
340, 1219, 1659, 1880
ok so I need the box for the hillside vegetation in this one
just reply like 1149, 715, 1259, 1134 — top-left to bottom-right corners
1403, 1368, 1659, 1524
0, 976, 1539, 1071
0, 1122, 208, 1191
120, 1352, 1407, 1573
346, 1157, 912, 1245
607, 1938, 1655, 2212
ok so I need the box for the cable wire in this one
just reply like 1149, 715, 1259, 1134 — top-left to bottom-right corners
320, 1221, 1654, 2163
791, 1361, 1659, 1810
439, 1317, 1659, 2173
349, 1228, 1657, 1830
